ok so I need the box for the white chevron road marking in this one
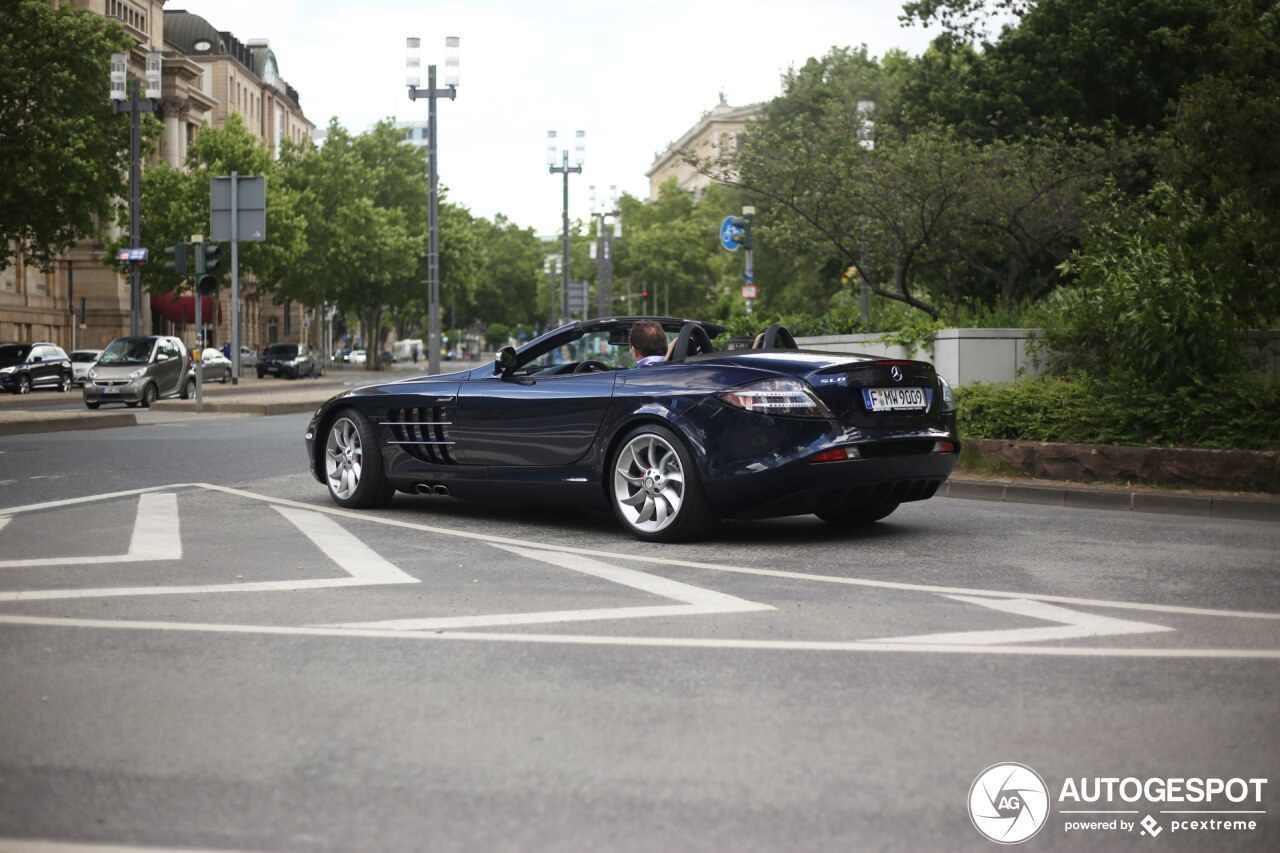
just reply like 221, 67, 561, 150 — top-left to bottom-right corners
0, 492, 181, 569
322, 543, 773, 630
869, 595, 1175, 645
0, 505, 416, 601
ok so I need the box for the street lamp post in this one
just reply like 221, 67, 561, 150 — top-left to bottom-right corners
547, 130, 584, 326
111, 50, 161, 337
406, 36, 459, 375
856, 99, 875, 325
588, 184, 621, 318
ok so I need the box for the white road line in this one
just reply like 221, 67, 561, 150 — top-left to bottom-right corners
324, 544, 771, 630
0, 492, 181, 569
0, 517, 8, 535
191, 483, 1280, 622
1, 614, 1277, 659
871, 595, 1175, 645
0, 483, 198, 516
0, 506, 416, 601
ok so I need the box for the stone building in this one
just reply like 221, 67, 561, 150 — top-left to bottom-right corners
645, 95, 761, 200
0, 1, 314, 356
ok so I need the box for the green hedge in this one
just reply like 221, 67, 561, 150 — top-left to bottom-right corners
956, 375, 1280, 451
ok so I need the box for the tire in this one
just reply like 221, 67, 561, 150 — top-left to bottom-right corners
58, 373, 71, 393
221, 368, 232, 383
15, 374, 31, 395
85, 400, 100, 410
609, 423, 713, 542
140, 382, 159, 408
816, 500, 900, 527
257, 370, 266, 379
180, 377, 196, 400
323, 409, 394, 508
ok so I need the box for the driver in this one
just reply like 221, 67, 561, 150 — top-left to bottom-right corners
629, 321, 667, 367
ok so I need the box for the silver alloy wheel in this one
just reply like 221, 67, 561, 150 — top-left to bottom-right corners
325, 416, 364, 500
17, 375, 30, 394
613, 432, 686, 534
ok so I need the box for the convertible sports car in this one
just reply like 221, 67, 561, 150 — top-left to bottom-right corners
304, 317, 960, 542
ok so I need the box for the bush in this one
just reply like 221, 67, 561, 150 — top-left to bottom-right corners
957, 375, 1280, 450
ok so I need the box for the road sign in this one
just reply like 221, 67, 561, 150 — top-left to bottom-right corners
740, 285, 758, 300
720, 216, 742, 251
210, 175, 266, 242
115, 248, 149, 264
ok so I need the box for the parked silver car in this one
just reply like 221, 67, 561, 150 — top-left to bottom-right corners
83, 336, 190, 409
190, 348, 234, 384
69, 349, 102, 386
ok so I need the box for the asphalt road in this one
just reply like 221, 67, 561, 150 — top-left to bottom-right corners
1, 416, 1277, 852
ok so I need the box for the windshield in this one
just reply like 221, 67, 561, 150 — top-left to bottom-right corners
0, 345, 31, 361
521, 330, 673, 373
71, 352, 99, 363
97, 338, 154, 365
266, 345, 298, 358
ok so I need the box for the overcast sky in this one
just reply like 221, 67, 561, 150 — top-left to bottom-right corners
170, 0, 939, 235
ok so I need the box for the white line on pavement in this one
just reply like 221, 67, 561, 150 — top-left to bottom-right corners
323, 543, 771, 630
1, 614, 1277, 659
0, 492, 182, 569
870, 595, 1175, 645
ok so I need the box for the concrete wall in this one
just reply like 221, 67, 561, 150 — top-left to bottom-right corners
797, 329, 1279, 387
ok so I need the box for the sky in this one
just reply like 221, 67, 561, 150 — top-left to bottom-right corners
170, 0, 941, 236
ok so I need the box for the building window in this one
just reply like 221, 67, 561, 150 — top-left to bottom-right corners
267, 317, 279, 344
105, 0, 148, 36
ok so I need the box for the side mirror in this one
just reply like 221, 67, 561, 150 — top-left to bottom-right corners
156, 353, 169, 362
495, 346, 518, 377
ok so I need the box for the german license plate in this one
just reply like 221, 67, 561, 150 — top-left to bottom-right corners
863, 387, 927, 411
103, 386, 118, 395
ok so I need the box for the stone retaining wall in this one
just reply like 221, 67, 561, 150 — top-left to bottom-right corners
964, 438, 1280, 494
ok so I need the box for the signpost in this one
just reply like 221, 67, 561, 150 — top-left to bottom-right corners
210, 174, 266, 384
720, 208, 756, 314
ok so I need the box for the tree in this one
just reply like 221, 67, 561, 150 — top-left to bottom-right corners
468, 215, 544, 329
0, 0, 133, 270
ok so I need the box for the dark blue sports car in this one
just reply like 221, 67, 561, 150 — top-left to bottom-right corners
304, 317, 959, 542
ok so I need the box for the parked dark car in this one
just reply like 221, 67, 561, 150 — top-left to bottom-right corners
304, 317, 960, 542
0, 342, 73, 394
82, 336, 190, 408
258, 343, 321, 379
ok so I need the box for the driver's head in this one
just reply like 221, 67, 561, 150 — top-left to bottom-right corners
629, 320, 667, 359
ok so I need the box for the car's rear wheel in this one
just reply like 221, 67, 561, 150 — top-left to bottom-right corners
816, 500, 900, 527
140, 382, 158, 408
181, 377, 196, 399
610, 424, 713, 542
323, 409, 394, 508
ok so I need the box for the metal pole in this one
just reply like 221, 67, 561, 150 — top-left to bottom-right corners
129, 78, 141, 336
230, 171, 241, 384
427, 63, 441, 375
194, 284, 203, 413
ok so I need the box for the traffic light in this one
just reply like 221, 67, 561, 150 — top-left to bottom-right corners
730, 214, 754, 251
194, 243, 222, 296
164, 243, 189, 277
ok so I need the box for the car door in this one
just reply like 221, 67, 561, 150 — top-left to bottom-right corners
454, 370, 619, 467
155, 339, 183, 396
29, 346, 54, 388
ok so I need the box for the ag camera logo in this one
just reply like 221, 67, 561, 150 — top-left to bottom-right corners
969, 762, 1050, 844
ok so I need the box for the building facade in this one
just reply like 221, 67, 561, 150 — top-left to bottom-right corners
0, 1, 314, 357
645, 95, 761, 200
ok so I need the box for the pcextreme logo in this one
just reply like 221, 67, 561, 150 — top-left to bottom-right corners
969, 763, 1051, 844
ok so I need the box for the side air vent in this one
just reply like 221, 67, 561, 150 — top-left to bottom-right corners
385, 406, 456, 464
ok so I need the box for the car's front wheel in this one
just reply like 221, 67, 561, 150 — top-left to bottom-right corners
58, 373, 71, 393
85, 400, 100, 410
140, 382, 159, 408
221, 368, 232, 383
816, 500, 900, 527
323, 409, 394, 508
15, 375, 31, 395
610, 424, 713, 542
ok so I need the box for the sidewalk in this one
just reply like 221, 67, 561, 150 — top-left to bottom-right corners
1, 368, 1277, 523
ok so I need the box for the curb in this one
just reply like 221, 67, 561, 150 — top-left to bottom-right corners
940, 479, 1280, 523
150, 399, 327, 416
0, 412, 137, 436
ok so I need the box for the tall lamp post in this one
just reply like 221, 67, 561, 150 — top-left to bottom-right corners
111, 50, 162, 337
856, 99, 875, 325
547, 130, 584, 326
588, 184, 621, 318
406, 35, 460, 375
